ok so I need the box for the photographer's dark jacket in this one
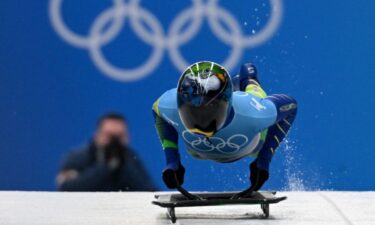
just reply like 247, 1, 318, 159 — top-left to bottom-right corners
59, 143, 158, 191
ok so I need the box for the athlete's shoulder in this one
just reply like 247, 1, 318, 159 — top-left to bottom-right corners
232, 91, 277, 117
152, 88, 178, 116
158, 88, 177, 109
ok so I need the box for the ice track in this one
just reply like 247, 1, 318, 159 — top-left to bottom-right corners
0, 192, 374, 225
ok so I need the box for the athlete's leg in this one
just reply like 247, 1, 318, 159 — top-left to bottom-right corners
233, 63, 267, 98
239, 62, 260, 83
233, 63, 269, 158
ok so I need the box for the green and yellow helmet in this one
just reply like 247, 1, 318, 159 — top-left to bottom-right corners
177, 61, 233, 136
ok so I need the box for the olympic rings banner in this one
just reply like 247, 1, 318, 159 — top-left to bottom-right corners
1, 0, 290, 191
49, 0, 283, 81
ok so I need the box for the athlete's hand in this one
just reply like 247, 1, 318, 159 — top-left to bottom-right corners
162, 163, 185, 189
250, 160, 269, 191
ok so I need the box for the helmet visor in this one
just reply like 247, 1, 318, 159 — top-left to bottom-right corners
178, 98, 229, 134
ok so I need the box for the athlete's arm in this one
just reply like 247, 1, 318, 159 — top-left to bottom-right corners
152, 99, 180, 167
152, 98, 185, 188
256, 94, 298, 171
246, 94, 297, 191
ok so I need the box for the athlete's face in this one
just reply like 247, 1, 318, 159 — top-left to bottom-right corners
94, 119, 129, 148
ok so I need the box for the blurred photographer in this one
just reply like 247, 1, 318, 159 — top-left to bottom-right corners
57, 113, 157, 191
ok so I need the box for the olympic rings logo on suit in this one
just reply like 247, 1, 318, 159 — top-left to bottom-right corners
182, 130, 249, 154
49, 0, 283, 82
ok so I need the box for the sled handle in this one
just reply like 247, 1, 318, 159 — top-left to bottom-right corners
173, 173, 203, 200
176, 186, 203, 200
231, 186, 256, 200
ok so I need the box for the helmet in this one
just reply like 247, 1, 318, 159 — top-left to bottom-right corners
177, 61, 233, 136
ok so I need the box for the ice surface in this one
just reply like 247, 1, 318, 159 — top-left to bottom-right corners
0, 191, 374, 225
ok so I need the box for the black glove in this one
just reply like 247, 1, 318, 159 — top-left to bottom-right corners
103, 136, 125, 171
250, 160, 269, 191
162, 163, 185, 189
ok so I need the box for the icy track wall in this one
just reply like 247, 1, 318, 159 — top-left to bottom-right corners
1, 0, 375, 191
